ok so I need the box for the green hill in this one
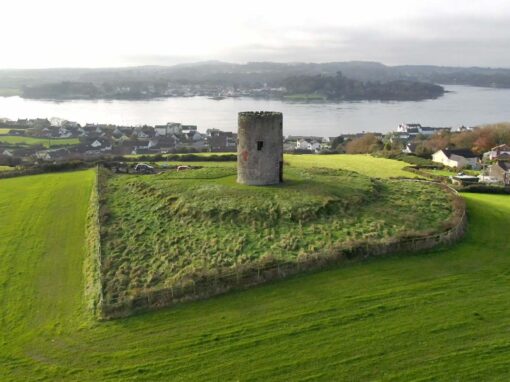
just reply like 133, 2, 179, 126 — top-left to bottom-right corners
1, 157, 510, 380
99, 165, 454, 315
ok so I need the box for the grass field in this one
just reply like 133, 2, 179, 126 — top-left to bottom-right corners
424, 169, 457, 177
285, 154, 422, 178
100, 166, 451, 306
0, 128, 12, 134
424, 168, 481, 178
0, 135, 79, 147
127, 152, 235, 159
157, 160, 236, 168
0, 165, 14, 172
152, 154, 421, 178
1, 159, 510, 380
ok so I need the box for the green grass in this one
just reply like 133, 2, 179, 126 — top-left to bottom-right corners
0, 128, 12, 134
157, 160, 236, 168
145, 154, 423, 179
126, 152, 235, 159
153, 154, 421, 179
285, 154, 422, 178
100, 166, 452, 305
423, 169, 481, 178
1, 160, 510, 380
0, 165, 14, 172
0, 135, 79, 147
424, 169, 457, 177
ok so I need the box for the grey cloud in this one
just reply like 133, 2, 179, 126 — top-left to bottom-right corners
220, 14, 510, 67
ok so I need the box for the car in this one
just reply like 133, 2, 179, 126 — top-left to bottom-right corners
134, 163, 155, 174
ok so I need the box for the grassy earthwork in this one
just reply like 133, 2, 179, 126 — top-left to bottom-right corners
100, 164, 452, 306
1, 156, 510, 380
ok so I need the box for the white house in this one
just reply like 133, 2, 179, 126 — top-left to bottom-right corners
296, 139, 321, 152
90, 139, 112, 152
308, 140, 322, 152
485, 144, 510, 161
398, 123, 451, 137
402, 142, 418, 154
155, 123, 183, 136
155, 125, 168, 136
296, 139, 309, 150
90, 140, 102, 148
58, 127, 72, 138
432, 149, 480, 169
397, 123, 422, 133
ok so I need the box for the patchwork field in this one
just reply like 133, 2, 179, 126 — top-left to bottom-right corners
100, 165, 454, 311
1, 158, 510, 380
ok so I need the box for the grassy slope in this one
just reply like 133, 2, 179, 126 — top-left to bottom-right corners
285, 154, 421, 178
101, 166, 451, 304
1, 161, 510, 380
0, 135, 79, 147
0, 166, 13, 172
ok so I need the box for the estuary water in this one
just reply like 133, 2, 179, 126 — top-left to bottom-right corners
0, 85, 509, 136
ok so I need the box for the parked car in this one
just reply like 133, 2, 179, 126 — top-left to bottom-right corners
134, 163, 155, 174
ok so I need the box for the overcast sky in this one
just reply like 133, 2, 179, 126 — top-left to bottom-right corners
2, 0, 510, 69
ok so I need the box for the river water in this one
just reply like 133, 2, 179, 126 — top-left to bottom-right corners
0, 85, 509, 136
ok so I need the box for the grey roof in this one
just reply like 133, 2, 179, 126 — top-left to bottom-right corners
444, 149, 478, 159
497, 161, 510, 171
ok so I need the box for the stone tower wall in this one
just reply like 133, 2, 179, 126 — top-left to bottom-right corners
237, 111, 283, 185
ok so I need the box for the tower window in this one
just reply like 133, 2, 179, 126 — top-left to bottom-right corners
257, 141, 264, 151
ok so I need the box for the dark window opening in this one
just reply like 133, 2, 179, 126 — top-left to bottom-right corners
257, 141, 264, 151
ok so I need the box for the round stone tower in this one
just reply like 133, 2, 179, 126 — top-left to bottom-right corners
237, 111, 283, 185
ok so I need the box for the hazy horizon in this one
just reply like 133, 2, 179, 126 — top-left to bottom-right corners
2, 0, 510, 69
1, 59, 510, 72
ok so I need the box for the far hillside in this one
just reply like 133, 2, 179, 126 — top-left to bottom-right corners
6, 61, 510, 101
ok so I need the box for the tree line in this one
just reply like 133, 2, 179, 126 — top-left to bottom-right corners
330, 123, 510, 156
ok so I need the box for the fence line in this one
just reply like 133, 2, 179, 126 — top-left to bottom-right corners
94, 175, 467, 320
